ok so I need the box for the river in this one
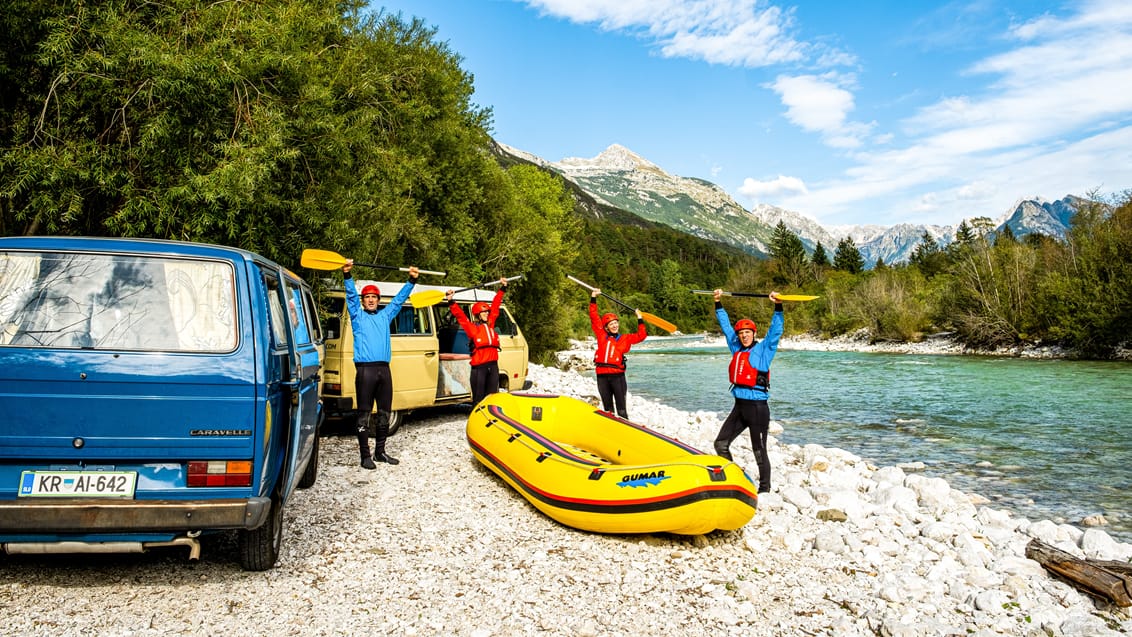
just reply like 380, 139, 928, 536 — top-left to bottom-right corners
601, 337, 1132, 543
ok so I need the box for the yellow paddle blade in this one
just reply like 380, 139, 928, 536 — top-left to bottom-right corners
300, 248, 348, 271
408, 289, 446, 307
777, 294, 820, 302
640, 312, 678, 333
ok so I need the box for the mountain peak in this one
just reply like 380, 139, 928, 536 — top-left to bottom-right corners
557, 144, 662, 174
495, 140, 1082, 265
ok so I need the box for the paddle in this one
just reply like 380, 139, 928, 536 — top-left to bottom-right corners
300, 248, 446, 277
690, 289, 820, 302
409, 275, 523, 308
567, 275, 679, 333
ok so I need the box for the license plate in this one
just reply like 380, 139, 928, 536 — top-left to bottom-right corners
18, 471, 138, 498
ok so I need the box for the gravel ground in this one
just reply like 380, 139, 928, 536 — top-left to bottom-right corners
2, 364, 1130, 637
2, 407, 755, 637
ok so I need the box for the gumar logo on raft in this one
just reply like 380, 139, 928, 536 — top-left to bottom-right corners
618, 470, 670, 488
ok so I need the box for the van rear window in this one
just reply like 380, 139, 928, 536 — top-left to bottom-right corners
0, 251, 237, 352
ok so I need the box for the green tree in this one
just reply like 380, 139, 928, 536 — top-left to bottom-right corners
955, 219, 976, 244
949, 231, 1040, 347
832, 237, 864, 274
495, 165, 579, 356
2, 1, 369, 261
838, 267, 931, 341
995, 224, 1017, 246
769, 221, 808, 285
1040, 196, 1132, 356
0, 2, 514, 271
908, 232, 949, 277
649, 258, 692, 320
947, 219, 977, 262
811, 241, 831, 268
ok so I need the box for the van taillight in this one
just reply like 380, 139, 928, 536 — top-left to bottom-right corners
325, 383, 341, 394
187, 460, 252, 487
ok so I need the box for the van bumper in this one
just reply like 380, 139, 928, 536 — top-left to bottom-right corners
0, 497, 272, 533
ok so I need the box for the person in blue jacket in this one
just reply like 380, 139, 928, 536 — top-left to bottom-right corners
344, 260, 418, 469
712, 288, 783, 493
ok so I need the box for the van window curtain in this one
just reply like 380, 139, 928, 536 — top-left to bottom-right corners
0, 251, 237, 352
0, 254, 41, 345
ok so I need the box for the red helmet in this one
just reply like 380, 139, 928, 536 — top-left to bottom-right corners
472, 301, 490, 315
360, 284, 380, 297
601, 312, 619, 327
734, 318, 757, 333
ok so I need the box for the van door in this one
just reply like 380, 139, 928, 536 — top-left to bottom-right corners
279, 273, 321, 495
389, 304, 440, 411
494, 307, 529, 391
259, 269, 319, 502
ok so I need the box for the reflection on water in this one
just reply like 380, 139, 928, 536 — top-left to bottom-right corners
617, 342, 1132, 543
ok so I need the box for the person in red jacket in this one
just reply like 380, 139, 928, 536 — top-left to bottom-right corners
588, 287, 647, 418
446, 279, 509, 406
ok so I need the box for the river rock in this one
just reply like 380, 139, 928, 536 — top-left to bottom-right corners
6, 361, 1130, 636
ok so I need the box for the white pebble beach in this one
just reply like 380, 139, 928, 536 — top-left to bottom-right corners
2, 361, 1130, 637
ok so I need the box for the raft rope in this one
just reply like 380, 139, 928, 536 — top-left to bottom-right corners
476, 411, 741, 476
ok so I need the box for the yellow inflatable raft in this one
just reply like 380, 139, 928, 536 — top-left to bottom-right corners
466, 392, 758, 535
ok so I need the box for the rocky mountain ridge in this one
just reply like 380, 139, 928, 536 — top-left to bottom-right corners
498, 142, 1083, 265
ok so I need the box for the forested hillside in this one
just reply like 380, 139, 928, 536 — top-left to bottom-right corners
3, 2, 1128, 359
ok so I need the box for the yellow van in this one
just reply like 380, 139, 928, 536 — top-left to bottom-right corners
317, 280, 529, 433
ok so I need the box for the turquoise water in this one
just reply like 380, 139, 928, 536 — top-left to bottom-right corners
611, 340, 1132, 543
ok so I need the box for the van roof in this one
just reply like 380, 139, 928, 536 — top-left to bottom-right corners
0, 236, 303, 280
355, 280, 507, 304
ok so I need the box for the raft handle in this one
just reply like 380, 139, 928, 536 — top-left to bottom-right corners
536, 452, 550, 463
588, 468, 605, 481
708, 465, 727, 482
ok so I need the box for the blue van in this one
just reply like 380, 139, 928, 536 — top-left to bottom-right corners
0, 236, 323, 570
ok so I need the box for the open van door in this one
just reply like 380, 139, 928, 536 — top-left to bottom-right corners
388, 299, 441, 416
263, 268, 320, 502
242, 267, 320, 570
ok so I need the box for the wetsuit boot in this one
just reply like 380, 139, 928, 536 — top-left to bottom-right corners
372, 411, 399, 465
357, 411, 376, 470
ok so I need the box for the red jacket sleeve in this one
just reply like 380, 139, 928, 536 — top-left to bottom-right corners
487, 288, 504, 327
625, 318, 648, 346
588, 299, 605, 338
449, 301, 474, 336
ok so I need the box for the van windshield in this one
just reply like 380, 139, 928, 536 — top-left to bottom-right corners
0, 250, 237, 352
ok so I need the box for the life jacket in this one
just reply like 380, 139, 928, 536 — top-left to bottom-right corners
594, 335, 630, 372
729, 349, 770, 390
467, 322, 501, 354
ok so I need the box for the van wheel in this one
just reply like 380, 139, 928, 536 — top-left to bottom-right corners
238, 495, 283, 571
297, 433, 319, 489
387, 410, 404, 436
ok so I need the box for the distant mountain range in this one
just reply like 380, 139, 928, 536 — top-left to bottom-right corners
498, 142, 1087, 265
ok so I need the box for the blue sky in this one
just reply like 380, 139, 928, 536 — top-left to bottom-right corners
374, 1, 1132, 228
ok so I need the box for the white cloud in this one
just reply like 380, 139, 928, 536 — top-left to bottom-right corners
765, 73, 875, 149
769, 74, 851, 131
738, 175, 808, 199
522, 1, 876, 169
521, 0, 1132, 225
956, 181, 997, 201
520, 0, 837, 67
782, 0, 1132, 224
